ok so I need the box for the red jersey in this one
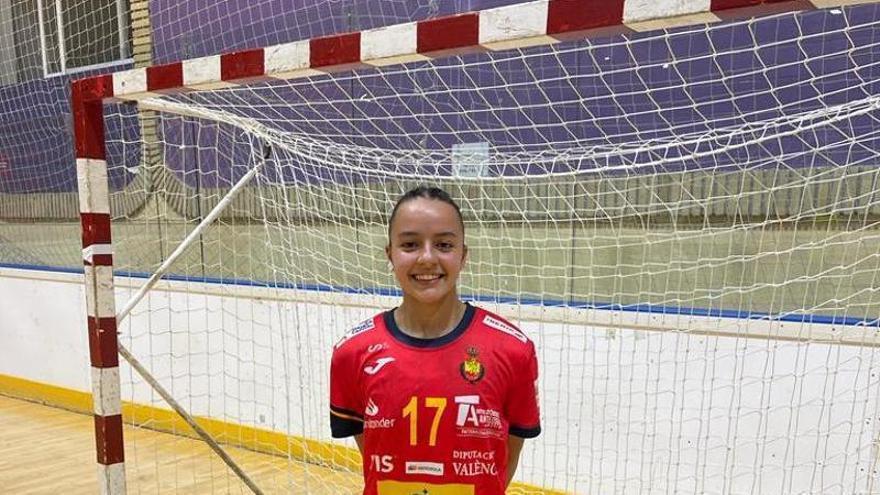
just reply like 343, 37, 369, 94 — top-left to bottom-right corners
330, 304, 541, 495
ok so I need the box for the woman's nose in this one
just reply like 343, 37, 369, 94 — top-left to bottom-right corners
417, 244, 437, 263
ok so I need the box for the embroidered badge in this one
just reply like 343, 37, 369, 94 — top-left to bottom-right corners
460, 346, 485, 384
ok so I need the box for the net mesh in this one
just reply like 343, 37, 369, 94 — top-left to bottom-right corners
1, 1, 880, 494
94, 6, 880, 494
0, 0, 506, 271
111, 6, 880, 320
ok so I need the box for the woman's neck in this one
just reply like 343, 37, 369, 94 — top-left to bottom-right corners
395, 295, 466, 340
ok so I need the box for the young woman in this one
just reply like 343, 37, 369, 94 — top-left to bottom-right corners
330, 186, 541, 495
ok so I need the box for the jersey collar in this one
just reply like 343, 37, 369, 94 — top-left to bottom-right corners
384, 303, 476, 348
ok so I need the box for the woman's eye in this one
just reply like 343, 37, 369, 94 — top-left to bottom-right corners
400, 242, 417, 249
437, 242, 454, 250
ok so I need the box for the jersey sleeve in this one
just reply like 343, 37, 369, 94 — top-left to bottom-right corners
329, 345, 364, 438
506, 340, 541, 439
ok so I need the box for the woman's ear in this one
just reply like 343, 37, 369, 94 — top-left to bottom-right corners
385, 244, 393, 269
462, 244, 468, 266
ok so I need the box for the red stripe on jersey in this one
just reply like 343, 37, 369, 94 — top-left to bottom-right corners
330, 406, 364, 422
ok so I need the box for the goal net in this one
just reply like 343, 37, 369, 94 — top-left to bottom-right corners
87, 3, 880, 494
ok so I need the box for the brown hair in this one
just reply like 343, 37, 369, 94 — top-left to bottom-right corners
387, 186, 465, 238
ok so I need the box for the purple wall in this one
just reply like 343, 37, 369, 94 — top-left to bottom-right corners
150, 0, 527, 64
1, 2, 879, 194
153, 4, 880, 188
0, 70, 138, 194
0, 0, 531, 194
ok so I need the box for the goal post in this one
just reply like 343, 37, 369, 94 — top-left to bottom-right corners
74, 74, 126, 495
72, 1, 880, 493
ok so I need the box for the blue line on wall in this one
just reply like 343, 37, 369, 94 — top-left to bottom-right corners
2, 262, 877, 328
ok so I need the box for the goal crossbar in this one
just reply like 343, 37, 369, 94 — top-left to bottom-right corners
95, 0, 866, 104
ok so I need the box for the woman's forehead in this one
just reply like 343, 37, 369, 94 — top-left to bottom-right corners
390, 198, 462, 234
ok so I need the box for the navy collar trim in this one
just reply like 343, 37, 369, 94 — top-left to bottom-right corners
384, 303, 475, 348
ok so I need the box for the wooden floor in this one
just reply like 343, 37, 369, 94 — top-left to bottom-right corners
0, 394, 362, 494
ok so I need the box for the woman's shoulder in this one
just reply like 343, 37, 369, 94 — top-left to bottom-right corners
470, 305, 533, 348
333, 311, 386, 352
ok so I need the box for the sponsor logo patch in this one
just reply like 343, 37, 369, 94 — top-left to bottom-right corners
459, 346, 485, 384
335, 318, 376, 349
482, 315, 527, 343
454, 395, 503, 439
405, 461, 445, 476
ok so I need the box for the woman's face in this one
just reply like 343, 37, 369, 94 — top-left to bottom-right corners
386, 198, 467, 306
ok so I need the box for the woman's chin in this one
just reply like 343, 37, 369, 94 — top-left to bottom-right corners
405, 287, 454, 305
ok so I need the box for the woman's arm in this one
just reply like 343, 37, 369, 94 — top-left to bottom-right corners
506, 435, 525, 488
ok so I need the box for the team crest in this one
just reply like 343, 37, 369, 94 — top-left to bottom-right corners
460, 346, 485, 384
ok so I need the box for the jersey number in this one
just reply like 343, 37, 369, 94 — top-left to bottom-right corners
402, 396, 447, 447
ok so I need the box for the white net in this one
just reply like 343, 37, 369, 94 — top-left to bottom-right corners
0, 0, 130, 82
150, 0, 448, 64
101, 4, 880, 494
0, 0, 489, 272
0, 0, 133, 277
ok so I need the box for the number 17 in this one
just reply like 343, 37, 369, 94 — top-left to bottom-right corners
402, 396, 447, 447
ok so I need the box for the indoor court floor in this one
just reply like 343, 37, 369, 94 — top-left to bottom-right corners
0, 394, 362, 494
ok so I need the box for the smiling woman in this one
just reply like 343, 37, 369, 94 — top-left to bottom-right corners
385, 187, 467, 332
329, 186, 542, 495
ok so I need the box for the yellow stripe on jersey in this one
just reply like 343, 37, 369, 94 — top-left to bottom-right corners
330, 408, 364, 422
377, 480, 475, 495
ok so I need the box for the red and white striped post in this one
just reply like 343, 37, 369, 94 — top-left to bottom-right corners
72, 75, 126, 494
106, 0, 837, 103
